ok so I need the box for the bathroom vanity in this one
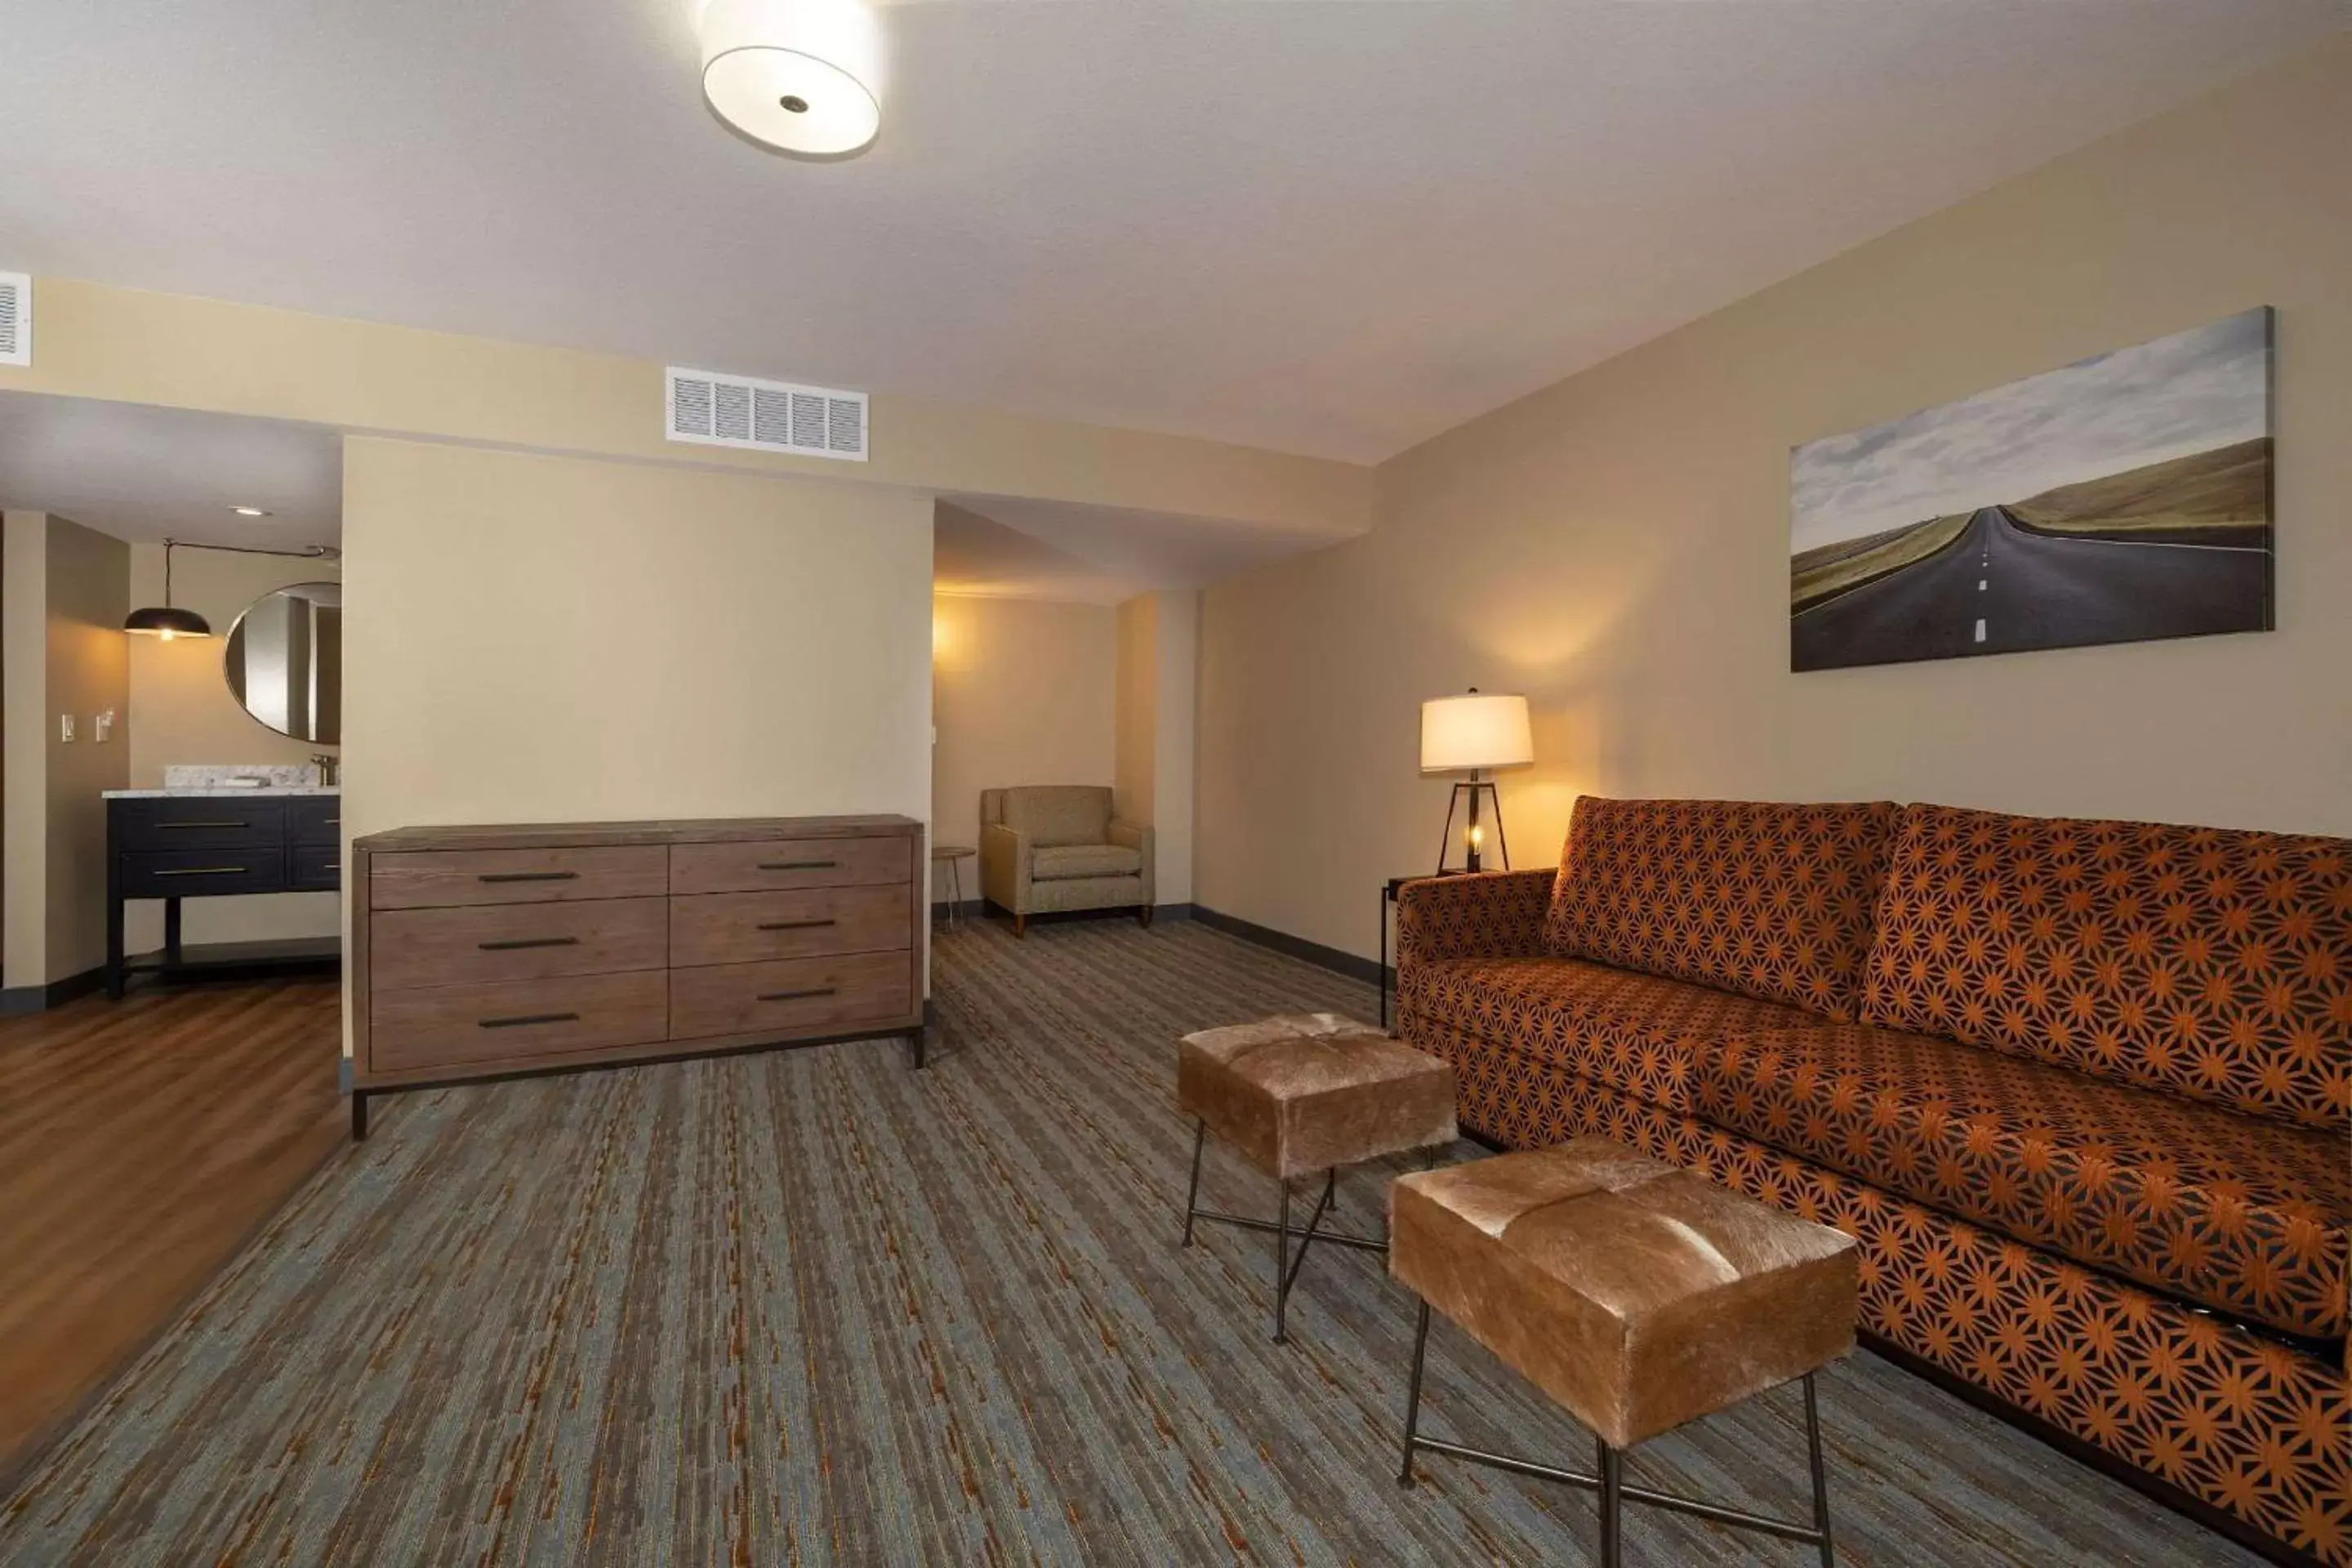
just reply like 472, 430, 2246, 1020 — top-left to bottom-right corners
102, 780, 341, 998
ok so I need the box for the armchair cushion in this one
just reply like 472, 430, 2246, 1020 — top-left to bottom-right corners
1032, 844, 1143, 880
1000, 786, 1113, 848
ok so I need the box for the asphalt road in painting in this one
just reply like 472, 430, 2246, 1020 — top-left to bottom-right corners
1792, 506, 2271, 670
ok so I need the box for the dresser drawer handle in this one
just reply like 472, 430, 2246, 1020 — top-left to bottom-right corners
153, 865, 249, 877
757, 987, 837, 1003
478, 871, 580, 884
157, 820, 251, 830
756, 918, 837, 932
757, 859, 838, 871
478, 1012, 580, 1029
478, 936, 581, 951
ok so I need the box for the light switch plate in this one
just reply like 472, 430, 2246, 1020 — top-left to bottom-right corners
58, 714, 74, 742
94, 710, 116, 742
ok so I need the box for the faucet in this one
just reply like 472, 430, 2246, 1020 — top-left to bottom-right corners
311, 753, 341, 787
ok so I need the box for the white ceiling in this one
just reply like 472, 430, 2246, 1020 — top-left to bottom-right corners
0, 394, 344, 546
936, 494, 1345, 603
4, 2, 2343, 466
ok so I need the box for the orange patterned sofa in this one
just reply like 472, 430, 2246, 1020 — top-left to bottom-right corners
1396, 796, 2350, 1566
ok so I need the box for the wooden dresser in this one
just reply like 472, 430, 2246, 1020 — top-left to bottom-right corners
349, 816, 925, 1137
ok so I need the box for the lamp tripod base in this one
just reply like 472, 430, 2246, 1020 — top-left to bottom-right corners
1436, 778, 1510, 875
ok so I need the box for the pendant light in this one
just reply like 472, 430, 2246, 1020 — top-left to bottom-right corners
700, 0, 882, 158
124, 540, 214, 640
125, 538, 341, 641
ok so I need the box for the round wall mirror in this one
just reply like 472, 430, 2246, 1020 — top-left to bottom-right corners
225, 581, 343, 745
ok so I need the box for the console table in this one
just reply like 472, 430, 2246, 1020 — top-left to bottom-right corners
105, 791, 343, 999
349, 815, 928, 1138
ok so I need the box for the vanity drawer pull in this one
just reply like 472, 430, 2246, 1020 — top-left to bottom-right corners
477, 936, 582, 952
477, 871, 581, 884
757, 987, 838, 1003
478, 1012, 581, 1030
755, 918, 838, 932
157, 820, 252, 831
758, 859, 839, 871
154, 865, 250, 877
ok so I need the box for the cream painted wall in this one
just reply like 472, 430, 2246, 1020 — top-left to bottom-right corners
341, 437, 935, 1048
930, 593, 1117, 881
2, 513, 129, 987
124, 544, 343, 950
1114, 590, 1199, 906
1, 279, 1372, 538
1197, 34, 2352, 963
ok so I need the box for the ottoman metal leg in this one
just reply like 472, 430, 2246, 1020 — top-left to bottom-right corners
1273, 1181, 1291, 1343
1180, 1120, 1206, 1248
1599, 1444, 1624, 1568
1806, 1372, 1835, 1567
1397, 1298, 1432, 1486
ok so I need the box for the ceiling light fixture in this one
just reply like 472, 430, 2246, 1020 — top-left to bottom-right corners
230, 506, 273, 517
699, 0, 882, 158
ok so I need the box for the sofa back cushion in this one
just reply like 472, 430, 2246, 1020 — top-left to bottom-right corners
1861, 804, 2352, 1129
997, 785, 1112, 848
1544, 796, 1900, 1018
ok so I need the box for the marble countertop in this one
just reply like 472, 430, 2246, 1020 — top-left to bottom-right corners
104, 786, 341, 799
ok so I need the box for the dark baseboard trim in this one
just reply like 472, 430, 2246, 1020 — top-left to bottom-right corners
1857, 1330, 2317, 1568
0, 965, 105, 1016
948, 902, 1193, 928
1192, 905, 1386, 989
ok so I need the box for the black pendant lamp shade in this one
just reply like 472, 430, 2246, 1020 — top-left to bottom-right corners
124, 540, 216, 639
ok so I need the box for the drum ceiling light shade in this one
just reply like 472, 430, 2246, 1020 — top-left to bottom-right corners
1419, 692, 1534, 774
701, 0, 882, 158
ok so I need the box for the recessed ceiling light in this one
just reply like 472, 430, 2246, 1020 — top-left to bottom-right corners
700, 0, 881, 158
231, 506, 273, 517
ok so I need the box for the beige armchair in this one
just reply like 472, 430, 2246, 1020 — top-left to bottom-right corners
979, 786, 1155, 937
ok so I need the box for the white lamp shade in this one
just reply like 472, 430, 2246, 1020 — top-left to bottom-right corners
702, 0, 882, 157
1420, 693, 1534, 773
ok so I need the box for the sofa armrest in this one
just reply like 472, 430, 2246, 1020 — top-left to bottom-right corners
1396, 869, 1556, 968
1108, 817, 1156, 906
981, 822, 1033, 913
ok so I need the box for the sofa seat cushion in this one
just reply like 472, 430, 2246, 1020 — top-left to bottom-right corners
1861, 804, 2352, 1129
1544, 796, 1900, 1018
1031, 844, 1143, 880
1696, 1022, 2351, 1340
1398, 956, 1829, 1113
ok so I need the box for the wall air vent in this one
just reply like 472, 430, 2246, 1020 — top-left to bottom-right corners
0, 272, 29, 368
665, 366, 867, 462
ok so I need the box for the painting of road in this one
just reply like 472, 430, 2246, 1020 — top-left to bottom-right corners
1790, 308, 2273, 671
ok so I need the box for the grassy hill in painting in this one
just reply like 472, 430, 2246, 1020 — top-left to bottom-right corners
2007, 437, 2271, 546
1789, 512, 1970, 612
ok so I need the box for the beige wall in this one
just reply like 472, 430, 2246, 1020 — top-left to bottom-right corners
1197, 35, 2352, 962
343, 438, 936, 1047
1, 279, 1371, 539
1114, 590, 1199, 905
2, 512, 130, 987
930, 593, 1117, 880
124, 544, 343, 950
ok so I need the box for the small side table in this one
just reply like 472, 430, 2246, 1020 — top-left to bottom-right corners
1380, 871, 1465, 1031
933, 844, 977, 927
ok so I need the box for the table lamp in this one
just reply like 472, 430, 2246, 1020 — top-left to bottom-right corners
1420, 689, 1534, 874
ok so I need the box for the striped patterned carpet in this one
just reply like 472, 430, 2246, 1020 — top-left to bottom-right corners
0, 918, 2257, 1565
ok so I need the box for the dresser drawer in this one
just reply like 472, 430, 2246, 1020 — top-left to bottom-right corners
117, 849, 287, 899
669, 952, 912, 1041
114, 799, 286, 852
669, 885, 911, 967
288, 847, 342, 892
369, 971, 669, 1073
370, 845, 670, 910
372, 898, 669, 990
289, 796, 344, 847
669, 835, 911, 896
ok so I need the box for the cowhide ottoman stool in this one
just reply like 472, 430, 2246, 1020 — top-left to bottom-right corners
1392, 1137, 1857, 1567
1176, 1013, 1456, 1344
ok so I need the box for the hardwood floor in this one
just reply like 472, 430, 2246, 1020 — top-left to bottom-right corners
0, 978, 343, 1481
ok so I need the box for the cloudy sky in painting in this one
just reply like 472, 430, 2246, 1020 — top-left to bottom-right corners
1789, 308, 2270, 555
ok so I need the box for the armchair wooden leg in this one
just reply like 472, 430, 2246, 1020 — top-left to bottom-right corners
1139, 904, 1154, 928
1014, 912, 1027, 938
